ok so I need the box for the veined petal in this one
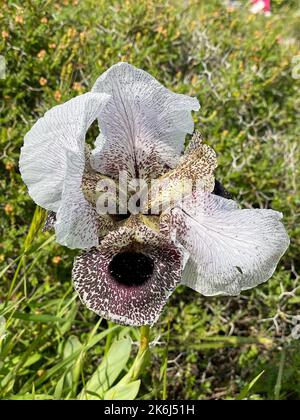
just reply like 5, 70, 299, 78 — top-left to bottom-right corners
161, 192, 289, 296
72, 216, 185, 326
91, 62, 200, 180
55, 151, 114, 249
19, 92, 110, 212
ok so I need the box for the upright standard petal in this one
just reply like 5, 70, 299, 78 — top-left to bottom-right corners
161, 192, 289, 296
91, 62, 200, 180
54, 150, 114, 249
72, 215, 185, 326
19, 92, 110, 212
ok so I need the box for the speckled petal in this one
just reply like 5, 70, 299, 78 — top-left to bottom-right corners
19, 92, 110, 212
161, 192, 290, 296
91, 62, 200, 180
72, 217, 185, 326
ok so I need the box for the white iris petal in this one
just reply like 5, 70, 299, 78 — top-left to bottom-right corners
91, 62, 200, 179
20, 92, 111, 249
162, 192, 290, 296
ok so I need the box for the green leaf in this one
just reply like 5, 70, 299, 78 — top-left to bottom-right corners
23, 353, 42, 368
9, 393, 55, 400
57, 300, 78, 335
31, 325, 120, 390
53, 372, 66, 400
12, 312, 65, 323
63, 336, 83, 391
78, 337, 132, 400
0, 316, 6, 341
104, 380, 141, 400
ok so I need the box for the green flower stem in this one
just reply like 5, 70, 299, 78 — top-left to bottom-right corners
119, 325, 150, 385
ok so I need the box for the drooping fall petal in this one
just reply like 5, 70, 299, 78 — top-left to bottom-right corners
160, 192, 289, 296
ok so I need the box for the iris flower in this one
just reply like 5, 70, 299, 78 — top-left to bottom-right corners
20, 63, 289, 326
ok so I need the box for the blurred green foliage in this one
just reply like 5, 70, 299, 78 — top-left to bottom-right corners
0, 0, 299, 400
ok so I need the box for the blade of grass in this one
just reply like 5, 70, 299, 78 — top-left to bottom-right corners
274, 349, 286, 400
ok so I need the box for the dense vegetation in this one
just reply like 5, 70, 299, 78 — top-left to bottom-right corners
0, 0, 299, 400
